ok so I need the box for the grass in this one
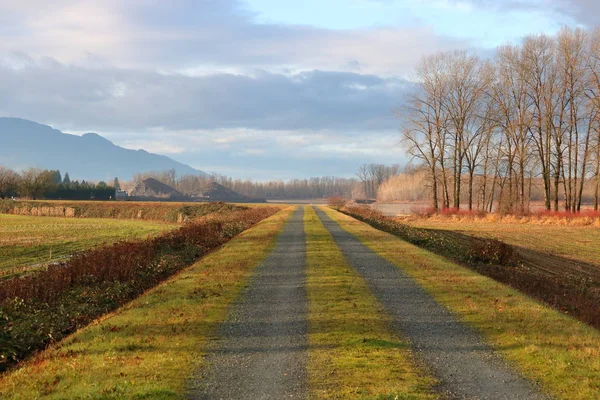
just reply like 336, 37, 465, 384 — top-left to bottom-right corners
321, 206, 600, 400
403, 217, 600, 266
1, 200, 245, 223
0, 214, 177, 277
304, 207, 436, 399
0, 207, 295, 399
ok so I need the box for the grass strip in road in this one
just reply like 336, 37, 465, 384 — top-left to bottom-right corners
304, 207, 437, 399
321, 206, 600, 400
0, 207, 295, 399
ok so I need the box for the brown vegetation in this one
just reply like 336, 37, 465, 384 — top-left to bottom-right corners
0, 206, 279, 371
0, 200, 240, 223
327, 196, 348, 209
342, 205, 600, 330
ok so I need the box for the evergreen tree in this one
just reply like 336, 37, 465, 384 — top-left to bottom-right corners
114, 177, 121, 191
63, 172, 71, 185
53, 170, 62, 184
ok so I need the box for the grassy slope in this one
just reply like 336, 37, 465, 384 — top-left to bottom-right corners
1, 200, 248, 223
322, 207, 600, 400
0, 214, 177, 277
0, 207, 295, 399
404, 218, 600, 266
304, 207, 436, 399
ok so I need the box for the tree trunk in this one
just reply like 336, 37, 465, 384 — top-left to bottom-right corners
468, 169, 474, 210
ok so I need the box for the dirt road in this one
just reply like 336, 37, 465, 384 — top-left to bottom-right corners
188, 206, 546, 399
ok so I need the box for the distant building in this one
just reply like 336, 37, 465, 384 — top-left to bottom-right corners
115, 189, 129, 199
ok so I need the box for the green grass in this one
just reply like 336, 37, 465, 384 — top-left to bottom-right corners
0, 207, 295, 399
404, 217, 600, 266
304, 207, 436, 399
322, 206, 600, 400
0, 214, 177, 277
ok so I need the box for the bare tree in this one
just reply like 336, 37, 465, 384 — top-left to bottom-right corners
0, 166, 21, 199
442, 51, 490, 209
398, 26, 600, 213
19, 168, 55, 199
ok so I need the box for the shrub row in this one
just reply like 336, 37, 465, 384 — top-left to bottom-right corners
341, 205, 600, 330
0, 200, 242, 223
0, 206, 279, 371
342, 205, 515, 265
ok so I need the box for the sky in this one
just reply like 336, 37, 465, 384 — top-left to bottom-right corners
0, 0, 597, 180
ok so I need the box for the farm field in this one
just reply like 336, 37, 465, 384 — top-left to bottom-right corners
0, 207, 294, 399
2, 206, 599, 399
0, 204, 280, 373
0, 199, 249, 222
0, 214, 177, 277
403, 217, 600, 267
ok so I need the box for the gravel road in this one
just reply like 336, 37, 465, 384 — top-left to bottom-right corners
315, 207, 546, 400
187, 207, 308, 400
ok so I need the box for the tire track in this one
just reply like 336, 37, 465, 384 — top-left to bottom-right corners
315, 207, 546, 400
187, 207, 307, 400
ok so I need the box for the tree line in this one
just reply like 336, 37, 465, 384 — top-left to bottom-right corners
402, 26, 600, 212
131, 169, 358, 200
0, 166, 115, 200
131, 167, 411, 200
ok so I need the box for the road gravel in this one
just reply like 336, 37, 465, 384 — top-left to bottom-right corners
315, 207, 546, 400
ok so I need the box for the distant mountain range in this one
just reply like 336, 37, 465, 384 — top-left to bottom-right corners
0, 118, 207, 181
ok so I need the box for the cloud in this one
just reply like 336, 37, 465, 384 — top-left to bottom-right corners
0, 56, 410, 179
0, 57, 411, 132
2, 0, 597, 179
118, 127, 406, 180
0, 0, 472, 75
443, 0, 600, 26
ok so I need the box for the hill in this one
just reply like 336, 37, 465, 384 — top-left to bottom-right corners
0, 118, 207, 181
192, 181, 266, 203
128, 178, 190, 201
125, 178, 265, 203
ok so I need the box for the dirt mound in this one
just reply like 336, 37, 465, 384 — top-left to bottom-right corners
129, 178, 189, 201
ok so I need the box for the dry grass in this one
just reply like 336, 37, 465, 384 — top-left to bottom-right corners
0, 207, 295, 399
322, 206, 600, 400
402, 216, 600, 267
304, 207, 436, 399
1, 200, 245, 223
404, 211, 600, 227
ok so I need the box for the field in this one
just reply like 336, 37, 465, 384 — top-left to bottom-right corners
402, 216, 600, 267
0, 204, 598, 398
0, 215, 177, 277
0, 199, 247, 222
0, 207, 294, 398
0, 204, 279, 372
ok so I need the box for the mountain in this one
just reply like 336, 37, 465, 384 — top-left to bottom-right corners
0, 118, 207, 181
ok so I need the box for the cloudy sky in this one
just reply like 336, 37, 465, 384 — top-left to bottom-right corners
0, 0, 596, 179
